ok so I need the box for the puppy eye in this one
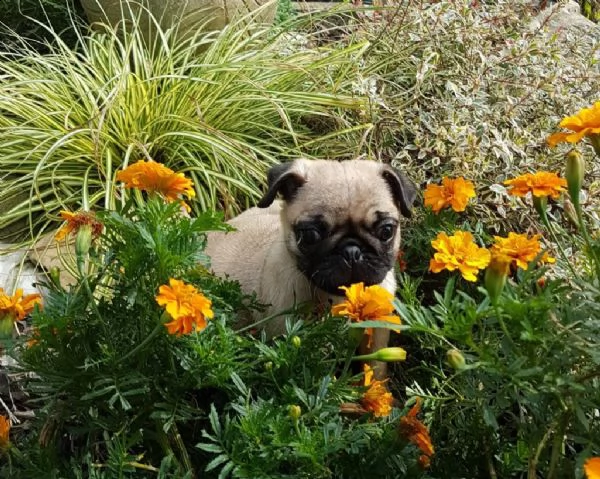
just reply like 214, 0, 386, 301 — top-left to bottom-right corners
297, 227, 322, 246
377, 224, 395, 242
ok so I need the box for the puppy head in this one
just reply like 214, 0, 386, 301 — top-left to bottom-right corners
257, 159, 417, 295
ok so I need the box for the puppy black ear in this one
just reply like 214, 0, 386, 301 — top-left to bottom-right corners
381, 166, 418, 218
257, 161, 307, 208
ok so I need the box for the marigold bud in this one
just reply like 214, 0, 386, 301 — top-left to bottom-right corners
446, 349, 466, 370
49, 266, 62, 289
373, 347, 407, 362
566, 150, 585, 205
291, 336, 301, 348
264, 361, 273, 371
288, 405, 302, 420
0, 315, 14, 338
353, 346, 407, 363
75, 224, 93, 257
484, 257, 510, 304
537, 276, 547, 289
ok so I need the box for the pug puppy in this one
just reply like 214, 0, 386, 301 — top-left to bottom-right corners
205, 158, 416, 377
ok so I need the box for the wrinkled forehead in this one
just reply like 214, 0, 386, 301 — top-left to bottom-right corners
284, 164, 399, 226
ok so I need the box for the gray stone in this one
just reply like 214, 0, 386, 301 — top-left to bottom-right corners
0, 244, 38, 295
530, 0, 600, 39
80, 0, 277, 40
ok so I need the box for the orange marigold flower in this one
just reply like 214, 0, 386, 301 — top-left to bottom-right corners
116, 160, 195, 207
423, 177, 476, 213
491, 233, 554, 270
156, 279, 214, 336
504, 172, 567, 199
0, 288, 42, 322
0, 416, 10, 450
361, 364, 394, 417
585, 457, 600, 479
547, 102, 600, 147
399, 398, 435, 457
429, 231, 491, 282
55, 210, 103, 242
164, 315, 207, 336
331, 283, 402, 346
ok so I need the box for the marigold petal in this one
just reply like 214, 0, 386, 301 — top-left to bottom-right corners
0, 416, 9, 449
585, 457, 600, 479
549, 102, 600, 147
399, 398, 435, 457
360, 364, 393, 417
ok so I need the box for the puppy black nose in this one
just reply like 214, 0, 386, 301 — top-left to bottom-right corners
342, 244, 363, 263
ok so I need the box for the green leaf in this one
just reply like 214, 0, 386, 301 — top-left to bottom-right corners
482, 406, 499, 431
196, 443, 223, 454
206, 454, 230, 472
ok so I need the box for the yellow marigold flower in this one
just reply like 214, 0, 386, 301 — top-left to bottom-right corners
0, 416, 9, 450
0, 288, 42, 322
399, 398, 435, 458
55, 210, 103, 242
504, 172, 567, 199
491, 233, 554, 270
116, 160, 195, 207
585, 457, 600, 479
547, 101, 600, 147
423, 177, 476, 213
429, 231, 491, 282
361, 364, 394, 417
156, 279, 214, 336
332, 283, 400, 325
331, 283, 402, 346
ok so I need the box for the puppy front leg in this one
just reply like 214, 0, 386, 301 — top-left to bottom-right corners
358, 327, 390, 380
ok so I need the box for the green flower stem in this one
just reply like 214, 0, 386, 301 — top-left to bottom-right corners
494, 304, 515, 349
547, 412, 568, 479
118, 322, 163, 364
536, 202, 580, 279
528, 420, 554, 479
572, 194, 600, 280
170, 423, 194, 476
340, 337, 359, 381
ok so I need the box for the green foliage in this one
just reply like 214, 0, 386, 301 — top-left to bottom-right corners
390, 139, 600, 477
3, 197, 421, 478
395, 266, 600, 477
0, 7, 369, 242
348, 0, 599, 230
580, 0, 600, 22
0, 0, 86, 52
275, 0, 296, 24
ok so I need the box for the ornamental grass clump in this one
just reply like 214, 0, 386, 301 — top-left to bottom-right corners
0, 6, 369, 242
